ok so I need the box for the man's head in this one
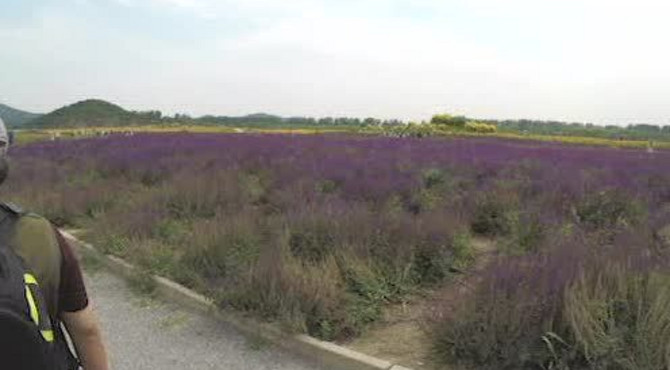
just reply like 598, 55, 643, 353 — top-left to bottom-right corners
0, 118, 9, 185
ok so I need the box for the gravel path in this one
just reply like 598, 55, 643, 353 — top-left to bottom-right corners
84, 269, 330, 370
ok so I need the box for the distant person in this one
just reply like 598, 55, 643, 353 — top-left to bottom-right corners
0, 117, 109, 370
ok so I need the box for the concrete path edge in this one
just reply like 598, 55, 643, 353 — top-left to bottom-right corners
60, 231, 413, 370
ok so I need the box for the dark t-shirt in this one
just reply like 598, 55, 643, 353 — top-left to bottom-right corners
53, 228, 89, 313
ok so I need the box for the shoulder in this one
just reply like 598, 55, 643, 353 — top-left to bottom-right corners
0, 202, 54, 228
0, 201, 60, 252
0, 202, 52, 236
10, 206, 61, 254
18, 212, 56, 233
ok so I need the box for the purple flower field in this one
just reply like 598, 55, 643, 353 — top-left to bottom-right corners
6, 133, 670, 368
10, 133, 670, 202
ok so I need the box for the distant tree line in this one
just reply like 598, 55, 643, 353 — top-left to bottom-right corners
20, 99, 670, 142
167, 113, 405, 128
138, 111, 670, 141
484, 118, 670, 141
430, 114, 497, 133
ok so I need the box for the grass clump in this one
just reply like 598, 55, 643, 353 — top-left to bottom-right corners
127, 270, 158, 297
429, 228, 670, 370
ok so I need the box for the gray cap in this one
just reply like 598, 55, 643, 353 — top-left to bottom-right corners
0, 118, 7, 155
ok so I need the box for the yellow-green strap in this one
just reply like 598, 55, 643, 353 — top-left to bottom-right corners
23, 273, 55, 343
24, 273, 38, 285
24, 285, 40, 326
41, 329, 54, 342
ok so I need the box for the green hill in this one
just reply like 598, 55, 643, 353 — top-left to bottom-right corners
27, 99, 154, 128
0, 103, 42, 127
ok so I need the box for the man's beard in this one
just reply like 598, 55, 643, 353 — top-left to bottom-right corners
0, 156, 9, 186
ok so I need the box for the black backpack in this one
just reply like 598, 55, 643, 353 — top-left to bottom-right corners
0, 206, 78, 370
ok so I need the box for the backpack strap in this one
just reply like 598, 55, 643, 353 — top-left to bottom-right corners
0, 203, 79, 370
0, 202, 62, 320
0, 201, 25, 216
14, 215, 62, 320
0, 201, 23, 233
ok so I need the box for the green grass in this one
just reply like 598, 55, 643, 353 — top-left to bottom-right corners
126, 270, 158, 297
13, 130, 53, 145
16, 125, 669, 150
79, 251, 104, 274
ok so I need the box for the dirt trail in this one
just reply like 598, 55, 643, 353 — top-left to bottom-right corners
346, 238, 496, 370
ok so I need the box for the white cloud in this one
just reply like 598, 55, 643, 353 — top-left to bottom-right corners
4, 0, 670, 124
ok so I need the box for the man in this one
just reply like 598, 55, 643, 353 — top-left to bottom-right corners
0, 118, 109, 369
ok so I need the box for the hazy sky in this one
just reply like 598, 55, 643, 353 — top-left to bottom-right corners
1, 0, 669, 125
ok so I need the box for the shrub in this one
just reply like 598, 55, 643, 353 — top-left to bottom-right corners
503, 210, 548, 254
94, 232, 131, 257
464, 122, 497, 133
154, 218, 190, 244
288, 225, 336, 263
565, 264, 670, 369
451, 232, 474, 270
181, 212, 262, 290
133, 239, 180, 277
237, 249, 347, 339
429, 249, 579, 369
422, 168, 448, 189
471, 193, 517, 236
576, 189, 645, 232
431, 114, 468, 127
315, 179, 338, 194
378, 123, 437, 138
160, 171, 241, 219
429, 230, 670, 370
